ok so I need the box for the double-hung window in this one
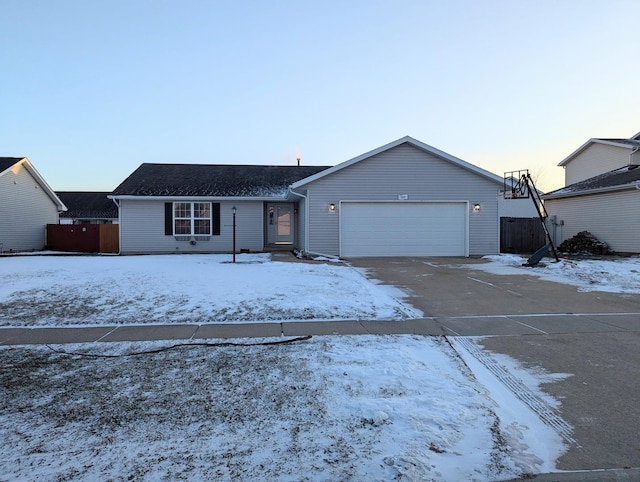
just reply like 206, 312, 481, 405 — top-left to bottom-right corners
164, 202, 220, 237
173, 202, 211, 236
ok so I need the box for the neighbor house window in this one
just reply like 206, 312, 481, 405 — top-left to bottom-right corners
173, 202, 211, 235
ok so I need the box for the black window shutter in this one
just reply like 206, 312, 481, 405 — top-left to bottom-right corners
212, 203, 220, 235
164, 203, 173, 235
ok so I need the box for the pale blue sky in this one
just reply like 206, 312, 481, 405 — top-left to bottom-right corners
2, 0, 638, 192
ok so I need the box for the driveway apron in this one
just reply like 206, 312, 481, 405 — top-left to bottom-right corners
349, 256, 640, 475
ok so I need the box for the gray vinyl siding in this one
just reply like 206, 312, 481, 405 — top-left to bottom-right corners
119, 199, 264, 254
545, 189, 640, 253
565, 144, 631, 185
295, 144, 502, 257
0, 164, 60, 252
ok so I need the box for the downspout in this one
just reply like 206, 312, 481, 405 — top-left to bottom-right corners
110, 197, 121, 255
287, 188, 335, 258
288, 187, 336, 259
287, 188, 308, 255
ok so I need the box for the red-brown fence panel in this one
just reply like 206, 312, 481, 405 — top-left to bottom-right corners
46, 224, 118, 253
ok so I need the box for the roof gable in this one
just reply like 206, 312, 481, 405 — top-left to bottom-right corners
111, 164, 331, 198
558, 137, 640, 167
291, 136, 504, 189
543, 164, 640, 199
0, 157, 66, 211
57, 192, 118, 219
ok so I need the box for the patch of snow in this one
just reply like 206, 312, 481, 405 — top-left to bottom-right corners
0, 335, 565, 480
474, 255, 640, 293
311, 255, 345, 263
0, 254, 422, 327
451, 337, 570, 474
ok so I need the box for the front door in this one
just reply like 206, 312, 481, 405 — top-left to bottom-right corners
266, 203, 294, 245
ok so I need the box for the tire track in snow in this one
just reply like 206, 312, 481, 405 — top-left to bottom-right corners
451, 336, 577, 446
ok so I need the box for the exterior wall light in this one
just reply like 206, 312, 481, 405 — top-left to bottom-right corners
473, 203, 481, 212
328, 203, 336, 212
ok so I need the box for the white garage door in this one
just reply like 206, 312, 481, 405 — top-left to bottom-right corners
340, 202, 467, 257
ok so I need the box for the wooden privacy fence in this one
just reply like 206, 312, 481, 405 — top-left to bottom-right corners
500, 217, 546, 254
46, 224, 119, 253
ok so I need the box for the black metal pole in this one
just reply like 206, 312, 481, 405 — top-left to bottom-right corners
232, 208, 236, 263
526, 173, 559, 262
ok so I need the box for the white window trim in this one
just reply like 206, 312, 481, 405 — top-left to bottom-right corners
173, 202, 212, 236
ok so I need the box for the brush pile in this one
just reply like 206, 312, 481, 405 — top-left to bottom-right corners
558, 231, 613, 255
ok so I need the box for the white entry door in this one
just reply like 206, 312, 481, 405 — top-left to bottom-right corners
340, 201, 467, 257
267, 203, 294, 245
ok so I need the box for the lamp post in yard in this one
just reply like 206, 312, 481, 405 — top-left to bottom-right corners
232, 206, 236, 263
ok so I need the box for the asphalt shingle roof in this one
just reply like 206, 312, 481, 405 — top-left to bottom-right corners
111, 164, 332, 197
56, 192, 118, 219
544, 164, 640, 199
0, 157, 24, 173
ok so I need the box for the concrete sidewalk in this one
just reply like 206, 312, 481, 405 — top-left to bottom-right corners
2, 311, 639, 345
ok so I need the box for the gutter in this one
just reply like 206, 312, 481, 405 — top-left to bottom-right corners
288, 187, 342, 259
287, 187, 309, 254
107, 195, 289, 202
110, 197, 121, 255
543, 183, 639, 200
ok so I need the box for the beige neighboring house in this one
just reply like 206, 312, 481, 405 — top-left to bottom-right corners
0, 157, 67, 253
543, 132, 640, 254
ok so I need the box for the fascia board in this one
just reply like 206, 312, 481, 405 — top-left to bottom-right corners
291, 135, 504, 189
542, 183, 637, 200
20, 159, 68, 211
108, 195, 288, 201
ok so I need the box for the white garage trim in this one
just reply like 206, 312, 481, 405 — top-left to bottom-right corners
339, 200, 469, 257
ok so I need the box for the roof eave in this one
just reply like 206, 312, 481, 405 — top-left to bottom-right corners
108, 194, 289, 201
14, 158, 68, 211
543, 183, 639, 200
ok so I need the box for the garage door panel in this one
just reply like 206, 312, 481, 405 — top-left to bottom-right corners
340, 202, 466, 257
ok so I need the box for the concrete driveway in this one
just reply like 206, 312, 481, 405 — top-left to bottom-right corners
349, 257, 640, 478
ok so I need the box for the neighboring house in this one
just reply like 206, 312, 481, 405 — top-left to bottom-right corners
543, 165, 640, 253
0, 157, 67, 252
110, 136, 506, 257
543, 131, 640, 254
558, 132, 640, 185
56, 192, 119, 224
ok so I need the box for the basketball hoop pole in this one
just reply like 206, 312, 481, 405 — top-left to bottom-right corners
524, 173, 559, 263
504, 170, 559, 264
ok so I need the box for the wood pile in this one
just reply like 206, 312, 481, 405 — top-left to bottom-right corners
558, 231, 613, 255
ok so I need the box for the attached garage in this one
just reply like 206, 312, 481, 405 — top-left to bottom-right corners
339, 201, 468, 257
291, 136, 504, 258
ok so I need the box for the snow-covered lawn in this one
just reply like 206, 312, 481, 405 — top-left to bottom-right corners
4, 252, 636, 480
0, 253, 420, 327
0, 335, 563, 481
478, 254, 640, 294
1, 253, 637, 328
